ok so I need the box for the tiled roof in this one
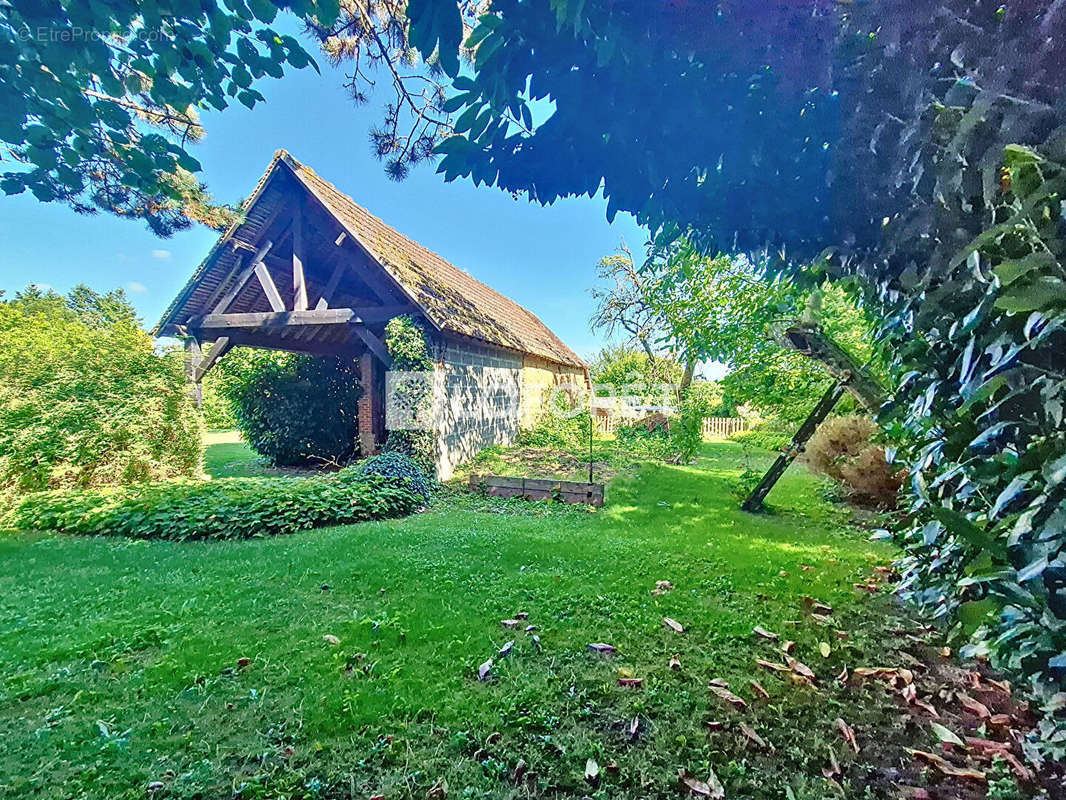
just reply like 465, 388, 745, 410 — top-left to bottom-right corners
158, 150, 586, 370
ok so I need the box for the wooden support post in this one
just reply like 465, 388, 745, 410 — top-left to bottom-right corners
254, 262, 286, 312
292, 203, 308, 311
741, 382, 846, 513
184, 338, 203, 405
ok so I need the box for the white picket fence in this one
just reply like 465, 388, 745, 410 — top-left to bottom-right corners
594, 413, 747, 440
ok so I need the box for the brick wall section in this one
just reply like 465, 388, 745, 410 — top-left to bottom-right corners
434, 339, 522, 479
358, 352, 377, 456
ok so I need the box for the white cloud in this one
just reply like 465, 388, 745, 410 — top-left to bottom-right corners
151, 249, 172, 260
126, 281, 148, 294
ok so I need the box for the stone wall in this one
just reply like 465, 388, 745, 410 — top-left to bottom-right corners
433, 338, 522, 480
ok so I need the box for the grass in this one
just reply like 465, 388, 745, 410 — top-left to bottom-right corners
0, 442, 932, 800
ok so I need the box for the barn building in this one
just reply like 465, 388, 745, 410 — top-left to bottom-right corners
156, 150, 588, 478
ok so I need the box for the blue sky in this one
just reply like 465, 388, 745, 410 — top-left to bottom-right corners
0, 20, 647, 361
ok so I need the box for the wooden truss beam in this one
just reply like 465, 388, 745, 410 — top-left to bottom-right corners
188, 306, 416, 332
351, 324, 392, 368
254, 262, 286, 312
292, 200, 308, 311
193, 336, 232, 382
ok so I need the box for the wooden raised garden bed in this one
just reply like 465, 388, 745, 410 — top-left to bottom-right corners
469, 475, 605, 507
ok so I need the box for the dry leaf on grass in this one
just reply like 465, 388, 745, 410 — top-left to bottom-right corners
710, 685, 748, 711
584, 759, 600, 786
629, 716, 640, 739
618, 677, 644, 688
836, 666, 849, 683
907, 749, 986, 782
678, 770, 725, 799
477, 659, 493, 681
819, 642, 832, 658
753, 625, 779, 641
500, 619, 521, 628
323, 634, 341, 645
426, 780, 447, 799
822, 747, 842, 779
781, 640, 795, 654
706, 720, 725, 732
756, 658, 790, 674
750, 680, 770, 700
669, 655, 682, 670
835, 718, 859, 753
652, 580, 675, 595
498, 641, 514, 657
709, 678, 729, 688
803, 597, 834, 616
786, 655, 816, 681
588, 643, 616, 655
514, 611, 529, 619
511, 759, 527, 783
664, 617, 684, 633
739, 722, 773, 751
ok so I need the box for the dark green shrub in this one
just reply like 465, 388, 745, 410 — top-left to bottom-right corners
0, 286, 201, 497
8, 470, 421, 541
357, 451, 434, 500
228, 353, 362, 467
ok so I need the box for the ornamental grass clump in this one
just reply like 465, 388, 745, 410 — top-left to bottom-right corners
7, 470, 422, 541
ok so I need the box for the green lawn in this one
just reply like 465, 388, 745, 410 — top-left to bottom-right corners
0, 443, 925, 800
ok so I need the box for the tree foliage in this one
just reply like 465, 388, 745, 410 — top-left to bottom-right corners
0, 285, 201, 496
0, 0, 334, 234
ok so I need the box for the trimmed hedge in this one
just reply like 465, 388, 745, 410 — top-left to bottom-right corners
7, 470, 421, 541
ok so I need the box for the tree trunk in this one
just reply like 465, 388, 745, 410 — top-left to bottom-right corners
777, 323, 886, 412
679, 358, 696, 395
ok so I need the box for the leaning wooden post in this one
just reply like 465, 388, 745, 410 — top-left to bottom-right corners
741, 382, 846, 513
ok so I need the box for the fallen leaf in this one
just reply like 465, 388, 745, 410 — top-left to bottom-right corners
653, 580, 675, 595
801, 564, 814, 572
605, 761, 619, 774
822, 747, 842, 779
940, 646, 952, 658
739, 722, 772, 751
323, 634, 341, 645
477, 659, 493, 681
786, 655, 816, 681
663, 617, 684, 633
756, 658, 790, 674
629, 716, 640, 739
836, 665, 849, 683
929, 722, 965, 747
669, 655, 682, 670
588, 643, 616, 655
753, 626, 779, 641
500, 619, 520, 628
369, 795, 385, 800
531, 635, 541, 650
511, 759, 527, 783
835, 630, 849, 640
237, 657, 251, 668
811, 613, 834, 625
524, 625, 536, 632
957, 692, 991, 720
750, 680, 770, 699
803, 597, 834, 616
708, 678, 729, 688
781, 640, 795, 654
906, 749, 986, 782
706, 720, 725, 732
678, 769, 724, 799
987, 678, 1012, 695
835, 718, 859, 753
498, 640, 514, 658
710, 685, 748, 711
585, 759, 600, 786
618, 677, 644, 688
426, 780, 447, 800
819, 642, 832, 658
853, 582, 878, 593
515, 611, 529, 620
